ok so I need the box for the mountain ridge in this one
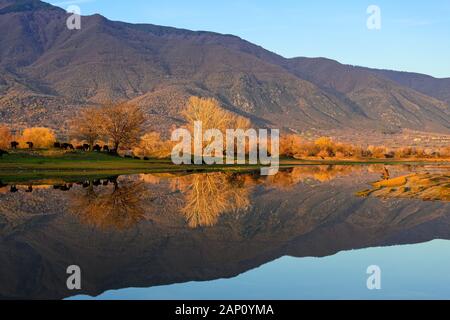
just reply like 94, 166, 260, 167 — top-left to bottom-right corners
0, 0, 449, 137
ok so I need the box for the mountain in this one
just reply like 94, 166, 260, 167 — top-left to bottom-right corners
0, 0, 449, 137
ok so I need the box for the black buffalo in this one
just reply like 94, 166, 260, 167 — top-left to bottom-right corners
61, 143, 75, 150
93, 144, 102, 152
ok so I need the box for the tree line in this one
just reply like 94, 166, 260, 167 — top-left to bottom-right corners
1, 97, 450, 160
280, 135, 450, 159
0, 102, 147, 154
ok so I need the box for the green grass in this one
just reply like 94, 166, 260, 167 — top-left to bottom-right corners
1, 149, 449, 184
0, 150, 267, 183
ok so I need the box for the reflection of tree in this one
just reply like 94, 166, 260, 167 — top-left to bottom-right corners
170, 167, 378, 228
172, 173, 254, 228
357, 173, 450, 202
70, 178, 147, 230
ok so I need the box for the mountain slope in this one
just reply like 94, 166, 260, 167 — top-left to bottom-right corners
285, 57, 450, 133
0, 0, 449, 137
366, 68, 450, 105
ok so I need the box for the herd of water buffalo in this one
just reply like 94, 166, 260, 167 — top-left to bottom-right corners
6, 141, 117, 154
0, 142, 152, 160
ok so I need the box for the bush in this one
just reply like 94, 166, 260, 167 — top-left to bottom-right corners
133, 132, 173, 159
19, 127, 56, 148
280, 134, 302, 157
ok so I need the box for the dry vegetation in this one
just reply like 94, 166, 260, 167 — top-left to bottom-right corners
357, 173, 450, 202
280, 134, 450, 160
182, 96, 251, 132
0, 125, 13, 149
1, 96, 449, 162
0, 125, 56, 149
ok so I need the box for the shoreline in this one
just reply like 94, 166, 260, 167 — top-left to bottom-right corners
1, 152, 449, 184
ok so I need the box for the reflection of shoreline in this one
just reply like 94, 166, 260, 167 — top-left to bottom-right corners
0, 164, 416, 190
357, 173, 450, 202
0, 166, 447, 231
0, 165, 437, 229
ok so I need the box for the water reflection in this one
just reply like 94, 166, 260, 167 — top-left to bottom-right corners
0, 165, 449, 299
0, 165, 448, 230
171, 173, 254, 228
69, 178, 148, 230
263, 165, 362, 188
358, 172, 450, 202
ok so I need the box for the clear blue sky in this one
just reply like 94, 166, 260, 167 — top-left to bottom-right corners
47, 0, 450, 78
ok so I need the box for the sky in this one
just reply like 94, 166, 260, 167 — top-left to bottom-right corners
71, 240, 450, 300
47, 0, 450, 78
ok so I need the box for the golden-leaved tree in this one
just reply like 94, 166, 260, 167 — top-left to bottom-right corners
19, 127, 56, 148
182, 96, 251, 132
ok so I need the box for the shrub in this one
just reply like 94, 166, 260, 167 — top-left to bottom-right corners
280, 134, 302, 157
19, 127, 56, 148
133, 132, 173, 159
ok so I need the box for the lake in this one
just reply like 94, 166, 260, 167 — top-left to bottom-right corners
0, 164, 449, 300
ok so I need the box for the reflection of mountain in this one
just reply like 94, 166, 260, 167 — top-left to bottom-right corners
357, 173, 450, 202
0, 167, 449, 299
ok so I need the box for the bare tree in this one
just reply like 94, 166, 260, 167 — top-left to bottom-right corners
99, 102, 146, 152
70, 108, 103, 151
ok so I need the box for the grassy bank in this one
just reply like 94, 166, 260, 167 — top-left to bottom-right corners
0, 150, 263, 183
1, 149, 449, 183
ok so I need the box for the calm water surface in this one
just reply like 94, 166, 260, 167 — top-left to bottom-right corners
0, 165, 449, 300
